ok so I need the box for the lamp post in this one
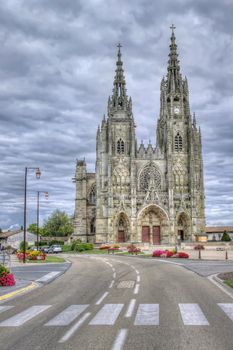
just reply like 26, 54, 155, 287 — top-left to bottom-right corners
23, 167, 41, 263
36, 191, 49, 250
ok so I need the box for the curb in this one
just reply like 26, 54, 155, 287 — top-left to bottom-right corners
208, 274, 233, 299
0, 281, 38, 302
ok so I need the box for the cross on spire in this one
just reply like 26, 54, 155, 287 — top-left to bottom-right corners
117, 42, 122, 49
170, 24, 176, 33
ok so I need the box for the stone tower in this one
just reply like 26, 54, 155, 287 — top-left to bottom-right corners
73, 28, 205, 244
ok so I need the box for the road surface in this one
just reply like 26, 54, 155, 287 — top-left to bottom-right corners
0, 255, 233, 350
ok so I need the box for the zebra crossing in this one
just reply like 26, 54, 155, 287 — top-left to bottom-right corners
0, 302, 233, 330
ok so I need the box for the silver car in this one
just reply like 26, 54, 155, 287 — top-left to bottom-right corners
48, 245, 62, 254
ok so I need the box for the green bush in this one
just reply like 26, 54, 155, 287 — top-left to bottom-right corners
0, 264, 9, 277
73, 243, 94, 252
62, 244, 72, 252
19, 241, 28, 252
221, 231, 231, 242
71, 239, 82, 251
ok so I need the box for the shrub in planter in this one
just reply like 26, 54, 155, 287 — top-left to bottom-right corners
166, 250, 174, 258
99, 245, 111, 250
152, 250, 166, 257
194, 244, 205, 250
127, 244, 141, 255
177, 252, 189, 259
0, 264, 15, 287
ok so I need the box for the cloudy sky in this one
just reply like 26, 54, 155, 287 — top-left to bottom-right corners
0, 0, 233, 229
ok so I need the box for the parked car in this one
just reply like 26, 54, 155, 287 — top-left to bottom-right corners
41, 246, 50, 253
48, 245, 62, 254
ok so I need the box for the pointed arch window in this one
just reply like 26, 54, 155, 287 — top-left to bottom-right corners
117, 138, 125, 154
89, 184, 96, 204
174, 133, 183, 152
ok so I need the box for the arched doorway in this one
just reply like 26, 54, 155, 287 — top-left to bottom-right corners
138, 205, 169, 245
177, 212, 190, 241
116, 213, 130, 243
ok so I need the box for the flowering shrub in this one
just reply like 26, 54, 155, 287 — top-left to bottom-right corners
127, 244, 141, 255
177, 252, 189, 259
0, 264, 15, 286
99, 245, 111, 250
28, 251, 46, 260
152, 250, 166, 257
0, 273, 15, 286
166, 250, 174, 258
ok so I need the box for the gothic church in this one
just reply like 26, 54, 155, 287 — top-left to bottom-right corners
73, 28, 205, 244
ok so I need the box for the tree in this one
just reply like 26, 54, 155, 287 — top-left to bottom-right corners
221, 231, 231, 242
42, 210, 73, 237
28, 223, 44, 235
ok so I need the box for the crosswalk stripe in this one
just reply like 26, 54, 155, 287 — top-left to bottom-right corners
89, 304, 124, 325
218, 303, 233, 321
179, 303, 209, 325
0, 306, 14, 314
0, 305, 51, 327
134, 304, 159, 325
45, 305, 89, 326
36, 271, 60, 283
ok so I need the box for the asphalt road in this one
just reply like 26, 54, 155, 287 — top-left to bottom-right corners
0, 255, 233, 350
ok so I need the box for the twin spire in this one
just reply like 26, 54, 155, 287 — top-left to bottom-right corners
109, 25, 182, 115
167, 24, 182, 93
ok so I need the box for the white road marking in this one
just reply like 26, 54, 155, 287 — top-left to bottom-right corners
134, 283, 140, 294
134, 304, 159, 325
0, 305, 51, 327
89, 304, 124, 325
135, 270, 139, 275
112, 268, 116, 272
218, 303, 233, 321
96, 291, 109, 305
36, 271, 61, 283
179, 303, 209, 325
125, 299, 136, 318
113, 272, 116, 278
112, 329, 128, 350
109, 280, 115, 288
58, 312, 91, 343
0, 306, 14, 314
45, 305, 89, 326
137, 275, 140, 283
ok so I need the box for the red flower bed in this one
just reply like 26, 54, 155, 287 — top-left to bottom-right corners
127, 244, 141, 255
166, 250, 174, 258
177, 252, 189, 259
0, 272, 15, 286
152, 250, 166, 257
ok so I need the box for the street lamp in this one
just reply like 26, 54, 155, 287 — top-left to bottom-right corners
36, 191, 49, 250
23, 167, 41, 263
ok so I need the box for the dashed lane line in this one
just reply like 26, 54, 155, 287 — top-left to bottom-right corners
95, 292, 109, 305
58, 312, 91, 343
112, 329, 128, 350
125, 299, 136, 318
109, 280, 115, 288
134, 283, 140, 295
218, 303, 233, 321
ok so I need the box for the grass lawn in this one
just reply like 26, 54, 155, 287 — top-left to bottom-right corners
224, 279, 233, 288
27, 255, 65, 263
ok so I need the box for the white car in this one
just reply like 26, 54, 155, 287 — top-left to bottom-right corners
48, 245, 62, 254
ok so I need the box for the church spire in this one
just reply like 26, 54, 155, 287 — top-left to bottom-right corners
108, 43, 132, 116
167, 25, 182, 93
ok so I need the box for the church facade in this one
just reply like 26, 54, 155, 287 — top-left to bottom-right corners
73, 29, 205, 245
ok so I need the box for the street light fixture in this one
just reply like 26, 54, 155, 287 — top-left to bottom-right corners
23, 167, 41, 263
36, 191, 49, 250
